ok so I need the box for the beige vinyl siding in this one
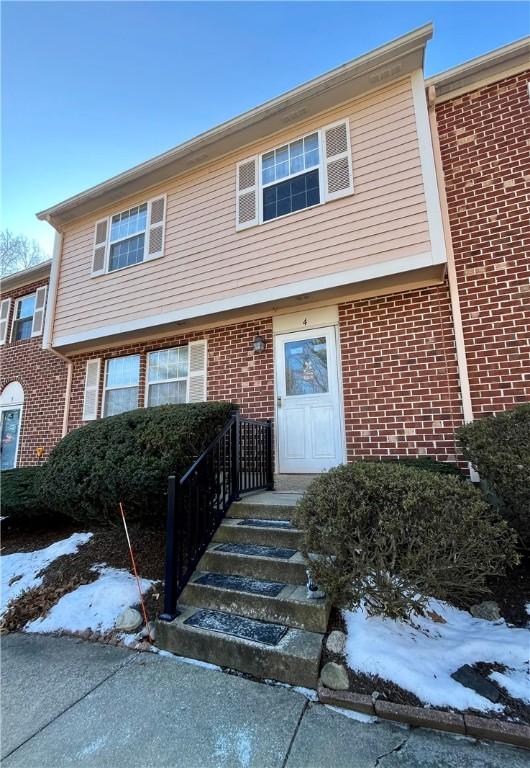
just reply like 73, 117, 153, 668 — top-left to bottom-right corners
54, 77, 431, 339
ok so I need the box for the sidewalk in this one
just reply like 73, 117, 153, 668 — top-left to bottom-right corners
1, 633, 527, 767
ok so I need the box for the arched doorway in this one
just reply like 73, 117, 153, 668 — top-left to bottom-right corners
1, 382, 24, 470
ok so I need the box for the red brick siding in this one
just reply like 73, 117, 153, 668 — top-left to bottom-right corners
437, 71, 530, 417
67, 317, 274, 431
339, 283, 463, 463
0, 278, 68, 466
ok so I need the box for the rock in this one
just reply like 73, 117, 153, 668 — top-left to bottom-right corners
115, 607, 142, 632
470, 601, 501, 621
451, 664, 500, 703
326, 630, 346, 656
320, 662, 349, 691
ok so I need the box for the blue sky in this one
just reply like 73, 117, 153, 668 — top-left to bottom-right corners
2, 1, 528, 254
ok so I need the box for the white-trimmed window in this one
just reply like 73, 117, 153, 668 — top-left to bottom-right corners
11, 294, 36, 341
261, 132, 321, 222
108, 204, 148, 272
91, 195, 166, 276
102, 355, 140, 417
235, 119, 353, 230
146, 347, 189, 406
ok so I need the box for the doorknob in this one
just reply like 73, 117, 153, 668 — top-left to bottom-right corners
277, 396, 282, 408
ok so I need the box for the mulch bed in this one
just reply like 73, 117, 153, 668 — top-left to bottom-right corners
488, 552, 530, 628
1, 519, 166, 633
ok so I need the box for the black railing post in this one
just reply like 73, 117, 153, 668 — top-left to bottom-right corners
160, 475, 179, 621
266, 419, 274, 490
233, 411, 241, 501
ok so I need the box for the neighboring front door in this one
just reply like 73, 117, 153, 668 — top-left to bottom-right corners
0, 407, 22, 470
275, 326, 343, 473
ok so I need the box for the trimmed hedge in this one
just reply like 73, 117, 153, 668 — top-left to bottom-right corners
294, 461, 518, 619
1, 466, 63, 525
381, 456, 463, 477
457, 404, 530, 550
40, 402, 235, 526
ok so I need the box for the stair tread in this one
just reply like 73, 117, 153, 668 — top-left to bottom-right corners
192, 571, 286, 597
235, 518, 293, 529
212, 542, 298, 560
183, 608, 289, 646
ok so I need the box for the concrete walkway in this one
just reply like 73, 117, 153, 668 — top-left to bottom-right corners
1, 634, 527, 768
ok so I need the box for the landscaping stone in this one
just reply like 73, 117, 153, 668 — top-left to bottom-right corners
325, 630, 346, 656
470, 601, 502, 621
464, 714, 530, 749
320, 662, 349, 691
317, 684, 375, 714
374, 700, 466, 735
115, 607, 142, 632
451, 664, 500, 703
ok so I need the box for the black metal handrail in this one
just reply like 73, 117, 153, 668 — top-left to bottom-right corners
160, 412, 273, 620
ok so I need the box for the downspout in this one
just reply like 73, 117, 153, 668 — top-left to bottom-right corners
42, 229, 72, 437
427, 85, 478, 480
427, 86, 474, 427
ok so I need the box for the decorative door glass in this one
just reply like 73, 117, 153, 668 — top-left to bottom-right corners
284, 336, 329, 396
1, 409, 21, 469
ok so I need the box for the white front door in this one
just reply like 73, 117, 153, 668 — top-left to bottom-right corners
275, 326, 343, 473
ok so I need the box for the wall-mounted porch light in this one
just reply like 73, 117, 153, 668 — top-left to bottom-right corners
253, 335, 266, 354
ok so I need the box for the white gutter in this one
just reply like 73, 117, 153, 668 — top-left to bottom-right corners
42, 231, 72, 437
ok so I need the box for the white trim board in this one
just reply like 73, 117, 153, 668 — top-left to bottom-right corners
410, 70, 447, 267
52, 249, 446, 348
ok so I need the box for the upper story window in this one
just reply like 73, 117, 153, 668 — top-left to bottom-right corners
146, 347, 189, 406
12, 294, 36, 341
102, 355, 140, 417
236, 119, 353, 231
261, 133, 320, 222
91, 195, 166, 278
109, 204, 148, 272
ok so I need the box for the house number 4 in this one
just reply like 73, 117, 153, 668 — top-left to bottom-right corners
302, 318, 308, 326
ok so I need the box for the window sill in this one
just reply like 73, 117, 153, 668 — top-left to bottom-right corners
91, 252, 164, 279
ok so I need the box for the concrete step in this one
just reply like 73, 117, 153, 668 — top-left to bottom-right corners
229, 492, 302, 521
213, 518, 303, 549
274, 475, 318, 492
155, 604, 323, 688
201, 543, 308, 585
181, 571, 330, 633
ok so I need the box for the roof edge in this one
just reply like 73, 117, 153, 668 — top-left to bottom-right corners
427, 35, 530, 102
1, 260, 52, 292
37, 23, 432, 227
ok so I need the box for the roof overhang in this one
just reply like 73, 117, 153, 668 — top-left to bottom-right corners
427, 36, 530, 103
37, 24, 432, 229
1, 260, 52, 292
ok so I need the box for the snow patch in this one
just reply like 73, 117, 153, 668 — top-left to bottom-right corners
25, 565, 153, 634
344, 599, 530, 712
325, 705, 378, 724
152, 648, 222, 671
1, 532, 93, 615
490, 667, 530, 704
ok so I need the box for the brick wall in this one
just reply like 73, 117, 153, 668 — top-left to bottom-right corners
1, 277, 68, 466
437, 71, 530, 417
339, 282, 464, 463
67, 316, 274, 431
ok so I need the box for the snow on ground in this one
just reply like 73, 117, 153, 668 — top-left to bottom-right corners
490, 668, 530, 704
325, 705, 378, 724
1, 533, 93, 615
344, 599, 530, 712
25, 565, 154, 635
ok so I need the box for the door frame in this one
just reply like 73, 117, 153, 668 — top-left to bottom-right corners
0, 403, 23, 470
273, 323, 346, 474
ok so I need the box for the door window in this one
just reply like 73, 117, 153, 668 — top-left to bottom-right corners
1, 408, 21, 469
284, 336, 329, 396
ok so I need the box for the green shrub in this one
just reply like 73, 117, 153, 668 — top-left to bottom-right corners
381, 456, 463, 477
40, 402, 235, 526
1, 466, 64, 525
457, 405, 530, 550
294, 461, 518, 619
